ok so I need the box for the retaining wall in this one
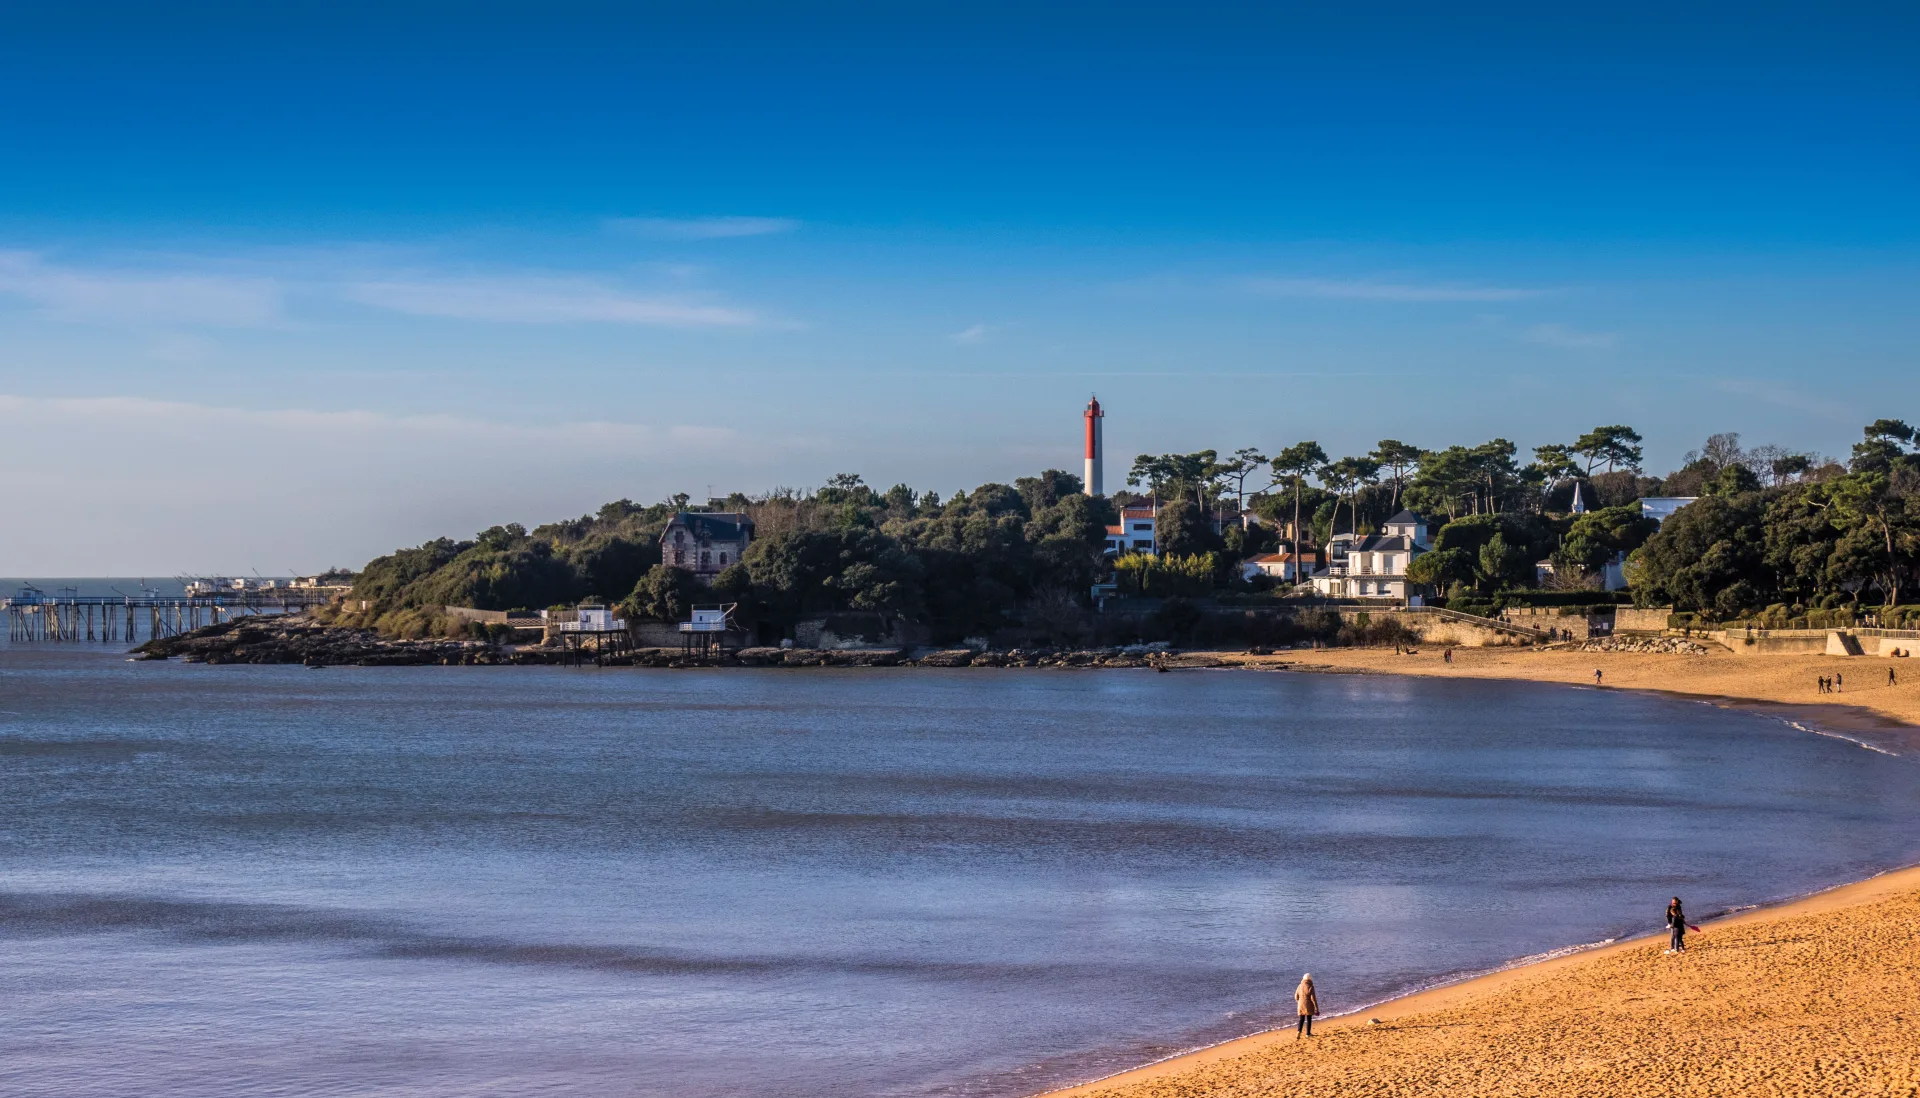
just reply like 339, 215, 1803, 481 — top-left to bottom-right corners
1615, 607, 1673, 633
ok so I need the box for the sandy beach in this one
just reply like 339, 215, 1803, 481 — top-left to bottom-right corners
1047, 864, 1920, 1098
1034, 646, 1920, 1098
1244, 645, 1920, 748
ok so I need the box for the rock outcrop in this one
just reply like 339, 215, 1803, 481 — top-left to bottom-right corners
139, 620, 1249, 670
1580, 635, 1714, 655
134, 616, 507, 666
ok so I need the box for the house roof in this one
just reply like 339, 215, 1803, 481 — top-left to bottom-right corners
1350, 534, 1417, 552
665, 512, 754, 542
1385, 509, 1424, 526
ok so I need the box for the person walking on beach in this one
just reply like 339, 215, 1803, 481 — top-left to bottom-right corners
1443, 648, 1452, 664
1891, 666, 1898, 687
1294, 973, 1319, 1038
1666, 897, 1689, 954
1594, 668, 1603, 686
1836, 672, 1844, 693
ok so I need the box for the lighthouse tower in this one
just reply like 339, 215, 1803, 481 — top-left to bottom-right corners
1082, 395, 1104, 496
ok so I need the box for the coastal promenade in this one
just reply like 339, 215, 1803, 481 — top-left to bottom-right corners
1049, 865, 1920, 1098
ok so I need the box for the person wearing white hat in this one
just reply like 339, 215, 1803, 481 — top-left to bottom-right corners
1294, 973, 1319, 1038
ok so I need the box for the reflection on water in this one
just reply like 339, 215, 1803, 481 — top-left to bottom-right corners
2, 645, 1918, 1097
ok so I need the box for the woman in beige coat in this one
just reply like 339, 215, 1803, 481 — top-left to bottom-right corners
1294, 973, 1319, 1038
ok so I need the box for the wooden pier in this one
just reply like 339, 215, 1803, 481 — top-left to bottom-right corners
4, 587, 335, 644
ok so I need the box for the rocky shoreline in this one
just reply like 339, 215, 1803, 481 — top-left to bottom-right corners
134, 616, 512, 666
132, 616, 1268, 669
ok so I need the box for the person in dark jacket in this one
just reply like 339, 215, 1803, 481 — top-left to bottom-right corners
1294, 973, 1319, 1038
1666, 897, 1688, 953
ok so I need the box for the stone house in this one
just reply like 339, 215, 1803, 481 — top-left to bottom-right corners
661, 512, 755, 580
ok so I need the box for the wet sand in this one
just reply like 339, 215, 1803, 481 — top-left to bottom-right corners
1046, 864, 1920, 1097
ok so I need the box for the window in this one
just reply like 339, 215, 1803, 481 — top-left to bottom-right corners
719, 552, 728, 566
1131, 523, 1152, 531
1133, 539, 1153, 549
672, 549, 684, 565
700, 550, 711, 568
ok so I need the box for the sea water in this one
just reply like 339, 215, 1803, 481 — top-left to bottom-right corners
3, 645, 1919, 1097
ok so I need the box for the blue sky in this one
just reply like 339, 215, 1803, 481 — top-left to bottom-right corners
2, 2, 1916, 573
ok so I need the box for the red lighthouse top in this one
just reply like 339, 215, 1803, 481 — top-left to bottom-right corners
1084, 395, 1103, 418
1083, 395, 1102, 459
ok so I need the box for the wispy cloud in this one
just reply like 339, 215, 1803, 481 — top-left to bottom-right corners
949, 323, 991, 345
1244, 276, 1541, 303
0, 250, 282, 327
605, 216, 800, 240
1711, 378, 1857, 424
0, 393, 737, 446
1519, 322, 1617, 349
345, 277, 759, 327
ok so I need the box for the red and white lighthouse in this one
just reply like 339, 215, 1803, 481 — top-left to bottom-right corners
1082, 395, 1104, 497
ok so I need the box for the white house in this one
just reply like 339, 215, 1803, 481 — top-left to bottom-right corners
1105, 504, 1248, 556
540, 602, 627, 644
1104, 504, 1158, 555
1311, 510, 1429, 599
1240, 546, 1318, 583
548, 603, 625, 632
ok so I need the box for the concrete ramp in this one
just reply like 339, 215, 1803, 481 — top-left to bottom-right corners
1826, 631, 1866, 656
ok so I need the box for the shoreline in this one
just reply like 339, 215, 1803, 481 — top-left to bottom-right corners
1037, 860, 1920, 1097
1240, 644, 1920, 751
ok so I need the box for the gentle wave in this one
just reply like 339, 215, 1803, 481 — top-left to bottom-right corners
0, 891, 1267, 986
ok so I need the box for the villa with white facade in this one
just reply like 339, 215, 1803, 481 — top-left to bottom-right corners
1104, 504, 1159, 554
1310, 509, 1429, 599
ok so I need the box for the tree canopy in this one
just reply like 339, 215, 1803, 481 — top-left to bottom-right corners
336, 417, 1920, 642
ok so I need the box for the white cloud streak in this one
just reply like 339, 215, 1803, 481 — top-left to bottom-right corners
0, 393, 739, 448
949, 323, 990, 345
605, 216, 800, 240
344, 277, 760, 327
1244, 276, 1542, 302
0, 250, 282, 327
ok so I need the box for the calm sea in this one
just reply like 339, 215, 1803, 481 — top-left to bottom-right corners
3, 643, 1919, 1097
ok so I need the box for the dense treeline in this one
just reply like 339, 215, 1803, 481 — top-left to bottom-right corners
335, 472, 1116, 642
333, 418, 1920, 642
1632, 422, 1920, 623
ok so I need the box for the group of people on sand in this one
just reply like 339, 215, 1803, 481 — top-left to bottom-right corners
1287, 896, 1696, 1040
1816, 668, 1901, 693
